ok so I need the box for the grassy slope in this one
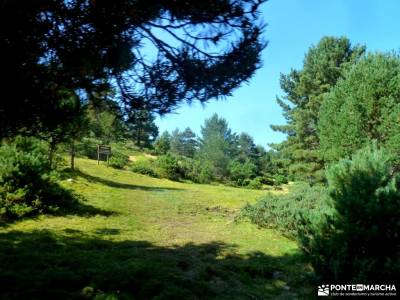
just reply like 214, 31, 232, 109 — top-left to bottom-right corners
0, 158, 309, 300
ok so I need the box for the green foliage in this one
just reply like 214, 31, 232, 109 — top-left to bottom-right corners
0, 138, 72, 219
86, 101, 126, 145
271, 36, 365, 181
75, 137, 102, 159
228, 159, 257, 186
0, 157, 306, 299
130, 160, 158, 178
258, 176, 274, 186
298, 144, 400, 282
319, 52, 400, 163
154, 131, 171, 155
240, 184, 330, 238
273, 174, 288, 186
246, 177, 263, 190
155, 154, 182, 181
174, 157, 200, 183
2, 0, 264, 139
126, 109, 158, 149
169, 127, 198, 158
152, 123, 270, 185
108, 152, 129, 169
194, 161, 215, 184
198, 114, 238, 181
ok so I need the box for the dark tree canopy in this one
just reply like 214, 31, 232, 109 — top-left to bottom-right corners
1, 0, 266, 138
126, 109, 159, 149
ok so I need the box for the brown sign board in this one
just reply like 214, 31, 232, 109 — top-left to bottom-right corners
98, 145, 111, 155
97, 145, 111, 165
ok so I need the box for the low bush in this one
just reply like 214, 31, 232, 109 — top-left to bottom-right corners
246, 177, 263, 190
194, 161, 214, 184
228, 159, 257, 186
177, 158, 213, 183
273, 174, 288, 185
155, 154, 182, 181
108, 151, 129, 169
75, 137, 100, 159
258, 176, 274, 186
240, 183, 331, 238
130, 160, 158, 177
298, 144, 400, 282
176, 157, 196, 181
0, 137, 72, 220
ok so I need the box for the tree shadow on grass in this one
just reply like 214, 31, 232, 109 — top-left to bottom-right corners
0, 229, 311, 300
66, 169, 183, 192
53, 191, 117, 218
0, 192, 116, 230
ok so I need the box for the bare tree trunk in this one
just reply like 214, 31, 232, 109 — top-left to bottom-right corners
48, 138, 57, 168
137, 127, 142, 149
70, 141, 75, 170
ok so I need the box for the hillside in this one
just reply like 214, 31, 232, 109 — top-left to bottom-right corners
0, 158, 309, 299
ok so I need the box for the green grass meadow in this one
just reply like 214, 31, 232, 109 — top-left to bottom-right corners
0, 158, 311, 299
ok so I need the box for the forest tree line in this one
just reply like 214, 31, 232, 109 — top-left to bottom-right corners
270, 36, 400, 183
240, 36, 400, 285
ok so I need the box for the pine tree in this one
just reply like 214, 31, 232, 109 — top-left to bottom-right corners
319, 52, 400, 164
180, 128, 198, 158
169, 128, 198, 158
154, 131, 171, 155
198, 114, 237, 180
86, 100, 126, 145
299, 144, 400, 282
126, 109, 158, 149
1, 0, 265, 138
271, 37, 365, 182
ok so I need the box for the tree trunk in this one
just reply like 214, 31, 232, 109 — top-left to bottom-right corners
48, 138, 57, 167
137, 127, 143, 149
70, 141, 75, 170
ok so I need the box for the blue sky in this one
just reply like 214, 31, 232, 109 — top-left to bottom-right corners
156, 0, 400, 148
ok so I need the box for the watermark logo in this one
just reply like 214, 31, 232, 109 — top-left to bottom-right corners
317, 284, 397, 297
318, 285, 330, 296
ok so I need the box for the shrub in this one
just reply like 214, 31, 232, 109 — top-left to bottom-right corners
298, 144, 400, 282
273, 174, 288, 185
246, 177, 263, 190
228, 159, 257, 186
193, 161, 214, 184
75, 137, 100, 159
155, 154, 182, 181
130, 160, 158, 177
0, 137, 72, 219
176, 157, 195, 180
108, 151, 129, 169
240, 183, 330, 238
176, 157, 214, 183
258, 176, 274, 186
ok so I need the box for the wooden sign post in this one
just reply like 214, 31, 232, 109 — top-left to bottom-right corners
97, 145, 112, 166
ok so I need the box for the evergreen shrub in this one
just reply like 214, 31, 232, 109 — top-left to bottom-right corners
130, 160, 158, 178
298, 144, 400, 282
108, 151, 129, 169
0, 137, 72, 219
240, 183, 330, 238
